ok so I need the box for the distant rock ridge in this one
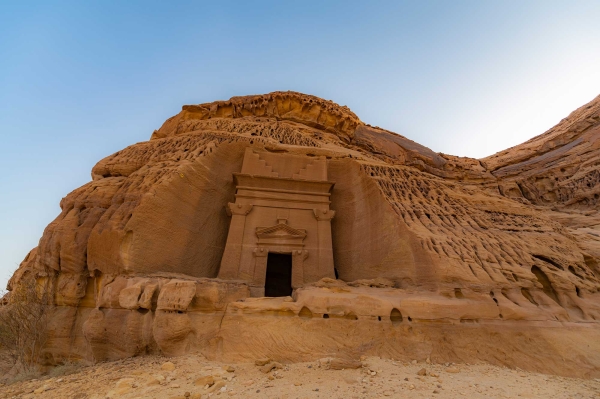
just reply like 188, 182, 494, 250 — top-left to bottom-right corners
5, 91, 600, 379
484, 94, 600, 209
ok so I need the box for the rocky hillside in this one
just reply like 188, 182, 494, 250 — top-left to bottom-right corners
484, 94, 600, 209
482, 94, 600, 266
4, 91, 600, 378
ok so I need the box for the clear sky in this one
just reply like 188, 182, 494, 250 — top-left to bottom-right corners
1, 1, 599, 288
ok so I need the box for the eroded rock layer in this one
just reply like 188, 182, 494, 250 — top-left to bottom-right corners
6, 91, 600, 378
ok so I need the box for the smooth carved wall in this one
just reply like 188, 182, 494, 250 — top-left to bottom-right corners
218, 149, 336, 296
328, 159, 425, 284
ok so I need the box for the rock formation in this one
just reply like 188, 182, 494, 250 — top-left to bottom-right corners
6, 91, 600, 378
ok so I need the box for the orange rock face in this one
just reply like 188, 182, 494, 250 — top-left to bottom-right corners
6, 91, 600, 378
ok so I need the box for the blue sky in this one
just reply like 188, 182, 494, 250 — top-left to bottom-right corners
1, 1, 599, 287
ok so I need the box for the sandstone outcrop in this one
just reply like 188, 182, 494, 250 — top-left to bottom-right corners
5, 91, 600, 378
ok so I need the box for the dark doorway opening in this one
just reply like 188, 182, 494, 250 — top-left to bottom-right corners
265, 253, 293, 297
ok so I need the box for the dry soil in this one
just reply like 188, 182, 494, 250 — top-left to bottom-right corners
0, 355, 598, 399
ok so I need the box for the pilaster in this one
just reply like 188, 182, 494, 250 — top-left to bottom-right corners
218, 203, 253, 279
313, 209, 336, 279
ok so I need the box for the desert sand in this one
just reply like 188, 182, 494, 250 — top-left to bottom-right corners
1, 355, 599, 399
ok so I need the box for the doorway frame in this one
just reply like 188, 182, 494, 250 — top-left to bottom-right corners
249, 222, 309, 297
264, 252, 294, 297
251, 247, 308, 297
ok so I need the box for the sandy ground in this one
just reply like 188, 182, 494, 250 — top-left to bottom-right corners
0, 354, 598, 399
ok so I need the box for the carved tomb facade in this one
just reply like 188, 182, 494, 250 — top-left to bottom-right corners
218, 148, 336, 296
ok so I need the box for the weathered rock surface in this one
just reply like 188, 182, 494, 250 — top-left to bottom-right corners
5, 91, 600, 378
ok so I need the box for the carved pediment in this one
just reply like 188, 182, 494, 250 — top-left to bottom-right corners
256, 223, 307, 240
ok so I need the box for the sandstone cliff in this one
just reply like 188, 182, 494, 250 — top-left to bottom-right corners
5, 91, 600, 378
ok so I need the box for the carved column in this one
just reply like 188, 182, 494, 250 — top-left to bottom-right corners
313, 209, 336, 279
218, 203, 253, 279
250, 247, 268, 297
291, 249, 309, 289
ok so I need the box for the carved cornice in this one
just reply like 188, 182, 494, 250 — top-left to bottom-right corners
256, 224, 307, 239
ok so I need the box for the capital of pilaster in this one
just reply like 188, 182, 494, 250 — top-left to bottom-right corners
292, 249, 309, 260
226, 202, 253, 216
253, 247, 268, 257
313, 209, 335, 221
